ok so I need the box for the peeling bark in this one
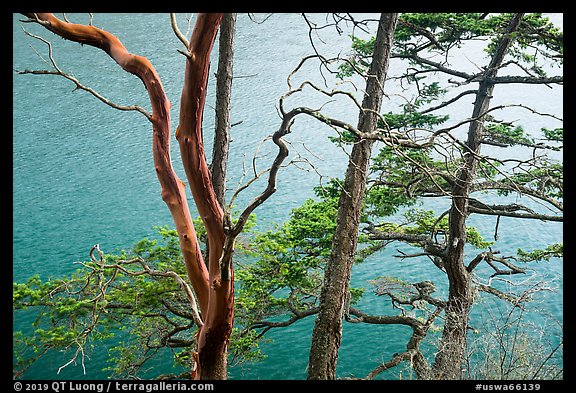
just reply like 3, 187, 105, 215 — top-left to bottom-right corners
25, 12, 233, 380
175, 13, 234, 380
21, 12, 212, 318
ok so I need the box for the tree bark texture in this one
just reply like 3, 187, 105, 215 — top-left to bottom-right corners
22, 11, 212, 321
25, 13, 233, 380
211, 13, 236, 209
175, 13, 236, 380
307, 13, 399, 380
431, 13, 525, 380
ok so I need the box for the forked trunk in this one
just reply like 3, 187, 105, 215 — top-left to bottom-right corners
432, 245, 473, 379
175, 13, 235, 380
431, 13, 524, 379
26, 12, 234, 380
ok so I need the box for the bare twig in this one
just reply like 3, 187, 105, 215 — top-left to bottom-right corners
17, 29, 152, 120
170, 13, 190, 50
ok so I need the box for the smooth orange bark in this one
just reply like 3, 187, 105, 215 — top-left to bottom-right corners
176, 13, 235, 380
27, 12, 236, 380
24, 12, 215, 362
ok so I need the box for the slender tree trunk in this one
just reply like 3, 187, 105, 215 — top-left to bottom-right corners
307, 13, 399, 380
21, 10, 214, 336
28, 12, 233, 380
193, 14, 235, 379
431, 13, 524, 380
211, 13, 236, 209
175, 13, 236, 380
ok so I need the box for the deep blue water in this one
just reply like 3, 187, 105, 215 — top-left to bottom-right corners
13, 13, 563, 380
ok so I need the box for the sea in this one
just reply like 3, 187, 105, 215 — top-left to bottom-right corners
12, 13, 563, 380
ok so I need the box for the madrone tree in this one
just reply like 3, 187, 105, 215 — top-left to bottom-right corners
13, 12, 286, 380
13, 13, 563, 380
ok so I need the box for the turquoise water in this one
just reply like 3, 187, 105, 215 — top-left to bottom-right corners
13, 13, 563, 380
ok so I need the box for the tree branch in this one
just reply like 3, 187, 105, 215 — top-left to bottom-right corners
170, 13, 190, 51
16, 29, 151, 120
20, 11, 211, 319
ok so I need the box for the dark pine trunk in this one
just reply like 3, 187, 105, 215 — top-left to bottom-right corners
307, 13, 399, 380
431, 13, 524, 380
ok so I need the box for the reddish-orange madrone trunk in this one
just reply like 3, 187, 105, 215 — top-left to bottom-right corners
26, 13, 232, 380
175, 13, 233, 380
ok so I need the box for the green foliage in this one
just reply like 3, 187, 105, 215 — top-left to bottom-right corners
484, 123, 534, 146
381, 111, 449, 131
14, 12, 563, 381
517, 243, 563, 262
339, 13, 503, 77
14, 198, 341, 379
498, 161, 563, 199
234, 183, 381, 344
499, 13, 563, 74
375, 208, 493, 250
366, 185, 416, 217
464, 227, 493, 249
403, 209, 446, 233
336, 35, 375, 78
286, 197, 339, 253
395, 13, 504, 44
542, 127, 563, 142
396, 13, 563, 66
14, 226, 200, 379
284, 13, 561, 379
235, 197, 335, 327
367, 146, 452, 218
229, 328, 267, 365
339, 13, 562, 80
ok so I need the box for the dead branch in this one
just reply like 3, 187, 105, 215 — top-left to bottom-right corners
170, 13, 191, 52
